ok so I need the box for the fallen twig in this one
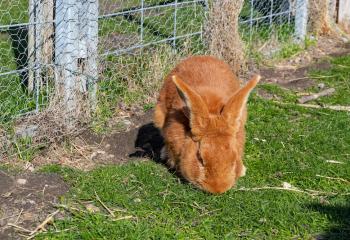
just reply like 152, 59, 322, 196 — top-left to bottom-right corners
95, 191, 115, 218
53, 203, 87, 214
235, 186, 314, 196
316, 174, 350, 184
309, 75, 337, 79
71, 142, 91, 161
326, 160, 345, 164
287, 76, 309, 83
233, 182, 340, 198
199, 209, 221, 217
29, 209, 60, 235
15, 209, 23, 224
297, 103, 350, 111
6, 223, 32, 233
298, 88, 335, 104
274, 101, 350, 112
112, 215, 134, 221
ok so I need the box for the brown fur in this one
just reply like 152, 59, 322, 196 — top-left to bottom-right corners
154, 56, 260, 194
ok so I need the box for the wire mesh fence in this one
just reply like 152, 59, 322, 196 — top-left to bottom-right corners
0, 0, 316, 159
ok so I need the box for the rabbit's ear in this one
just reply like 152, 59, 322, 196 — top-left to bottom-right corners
222, 75, 260, 129
172, 75, 209, 135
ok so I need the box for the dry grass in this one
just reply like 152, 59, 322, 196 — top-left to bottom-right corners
93, 42, 197, 132
32, 137, 100, 171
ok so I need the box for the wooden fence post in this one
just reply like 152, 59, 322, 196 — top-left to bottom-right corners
55, 0, 98, 128
28, 0, 54, 95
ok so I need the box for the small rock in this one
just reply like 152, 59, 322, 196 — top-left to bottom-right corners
105, 144, 111, 149
294, 57, 301, 63
282, 182, 292, 189
16, 179, 27, 185
122, 119, 132, 126
22, 212, 34, 221
24, 162, 35, 172
133, 198, 141, 203
85, 204, 100, 213
90, 152, 98, 160
15, 125, 39, 138
1, 192, 12, 198
318, 83, 325, 89
28, 199, 36, 204
319, 197, 329, 205
274, 172, 283, 178
97, 150, 106, 155
341, 37, 349, 43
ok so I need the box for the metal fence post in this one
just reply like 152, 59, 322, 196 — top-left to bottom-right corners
79, 0, 99, 111
249, 0, 254, 42
294, 0, 309, 42
55, 0, 79, 127
173, 0, 178, 48
55, 0, 98, 127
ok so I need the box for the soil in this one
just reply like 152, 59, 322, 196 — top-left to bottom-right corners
80, 109, 163, 163
255, 36, 350, 91
0, 171, 69, 239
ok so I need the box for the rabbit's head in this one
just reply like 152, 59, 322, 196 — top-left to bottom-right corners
172, 75, 260, 194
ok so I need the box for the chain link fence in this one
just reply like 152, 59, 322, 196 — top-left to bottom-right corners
0, 0, 325, 159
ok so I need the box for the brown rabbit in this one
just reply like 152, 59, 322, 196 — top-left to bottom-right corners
154, 55, 260, 194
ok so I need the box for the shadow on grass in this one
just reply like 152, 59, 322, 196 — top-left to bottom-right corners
307, 199, 350, 240
129, 122, 164, 162
129, 122, 189, 183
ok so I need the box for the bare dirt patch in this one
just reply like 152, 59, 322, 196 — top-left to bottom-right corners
31, 109, 163, 171
257, 37, 350, 91
0, 171, 69, 239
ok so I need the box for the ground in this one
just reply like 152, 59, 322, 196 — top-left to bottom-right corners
0, 37, 350, 239
0, 171, 68, 239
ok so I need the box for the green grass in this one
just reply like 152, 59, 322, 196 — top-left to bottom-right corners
274, 37, 317, 59
258, 83, 299, 103
308, 56, 350, 105
0, 0, 28, 25
36, 90, 350, 239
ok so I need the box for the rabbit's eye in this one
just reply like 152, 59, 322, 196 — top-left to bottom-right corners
197, 151, 204, 165
196, 142, 204, 165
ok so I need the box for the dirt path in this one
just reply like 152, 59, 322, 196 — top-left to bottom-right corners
0, 171, 68, 239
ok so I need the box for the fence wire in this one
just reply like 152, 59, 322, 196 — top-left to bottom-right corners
0, 0, 309, 158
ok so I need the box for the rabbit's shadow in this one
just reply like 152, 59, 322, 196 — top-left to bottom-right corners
129, 122, 187, 182
129, 122, 164, 162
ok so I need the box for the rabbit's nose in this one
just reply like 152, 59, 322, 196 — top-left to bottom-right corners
203, 180, 233, 194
